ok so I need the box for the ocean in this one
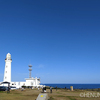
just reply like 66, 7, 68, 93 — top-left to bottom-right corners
41, 84, 100, 89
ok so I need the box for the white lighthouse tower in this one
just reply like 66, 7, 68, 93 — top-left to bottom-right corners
3, 53, 12, 82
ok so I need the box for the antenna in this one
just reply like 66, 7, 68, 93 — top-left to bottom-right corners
28, 64, 32, 78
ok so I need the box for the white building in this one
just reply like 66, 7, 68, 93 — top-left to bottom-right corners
0, 53, 42, 88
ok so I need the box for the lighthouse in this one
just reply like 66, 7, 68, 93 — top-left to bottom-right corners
0, 53, 41, 88
3, 53, 12, 82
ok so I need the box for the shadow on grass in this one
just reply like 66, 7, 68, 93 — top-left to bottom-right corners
0, 91, 5, 93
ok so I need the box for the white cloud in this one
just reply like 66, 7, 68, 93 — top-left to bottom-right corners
38, 64, 44, 68
34, 64, 45, 68
17, 73, 28, 75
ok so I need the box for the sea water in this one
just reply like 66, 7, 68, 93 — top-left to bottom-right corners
41, 84, 100, 89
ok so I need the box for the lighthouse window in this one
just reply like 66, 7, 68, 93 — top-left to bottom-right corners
5, 77, 7, 79
6, 66, 7, 68
6, 71, 7, 73
31, 82, 33, 85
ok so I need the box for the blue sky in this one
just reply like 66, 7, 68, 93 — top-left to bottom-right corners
0, 0, 100, 83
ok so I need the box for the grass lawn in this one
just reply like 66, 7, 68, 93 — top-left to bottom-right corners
0, 88, 100, 100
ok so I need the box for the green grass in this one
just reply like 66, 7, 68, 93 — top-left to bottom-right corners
57, 95, 65, 97
67, 96, 76, 100
56, 92, 60, 94
0, 88, 100, 100
49, 96, 54, 100
0, 91, 5, 93
57, 95, 76, 100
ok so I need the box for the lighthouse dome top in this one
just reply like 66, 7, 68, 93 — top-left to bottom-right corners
6, 53, 11, 60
